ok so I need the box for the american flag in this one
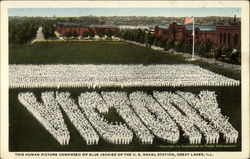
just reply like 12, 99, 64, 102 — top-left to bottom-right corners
184, 16, 194, 24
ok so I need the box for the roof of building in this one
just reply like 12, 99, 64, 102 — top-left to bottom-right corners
185, 24, 216, 31
157, 25, 169, 29
157, 24, 216, 31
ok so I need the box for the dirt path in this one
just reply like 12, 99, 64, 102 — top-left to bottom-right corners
31, 27, 45, 43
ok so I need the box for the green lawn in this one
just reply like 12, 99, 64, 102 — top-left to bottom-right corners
9, 41, 241, 151
9, 41, 186, 64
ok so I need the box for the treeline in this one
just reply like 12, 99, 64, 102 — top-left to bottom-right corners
116, 29, 153, 44
56, 16, 105, 25
9, 17, 55, 45
54, 16, 240, 26
116, 29, 241, 65
9, 17, 40, 45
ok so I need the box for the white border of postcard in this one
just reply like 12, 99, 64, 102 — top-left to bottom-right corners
1, 1, 249, 159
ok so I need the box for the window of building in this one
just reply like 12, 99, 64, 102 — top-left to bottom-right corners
220, 33, 222, 43
172, 29, 176, 41
234, 34, 238, 47
223, 33, 226, 44
228, 33, 231, 44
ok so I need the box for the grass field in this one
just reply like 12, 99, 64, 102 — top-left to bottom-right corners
9, 41, 186, 64
9, 41, 241, 151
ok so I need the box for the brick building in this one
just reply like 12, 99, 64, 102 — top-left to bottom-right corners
55, 22, 119, 37
154, 22, 241, 49
55, 20, 240, 50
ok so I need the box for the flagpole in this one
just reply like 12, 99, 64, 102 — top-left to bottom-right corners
192, 17, 195, 59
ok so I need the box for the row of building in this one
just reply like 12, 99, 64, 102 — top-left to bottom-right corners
154, 22, 240, 49
55, 17, 241, 49
55, 22, 119, 37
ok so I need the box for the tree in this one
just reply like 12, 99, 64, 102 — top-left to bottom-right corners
183, 40, 192, 54
134, 29, 146, 43
9, 17, 40, 45
144, 33, 153, 47
105, 29, 113, 39
153, 37, 159, 46
64, 31, 73, 38
71, 30, 78, 38
165, 39, 175, 51
88, 29, 95, 39
139, 30, 146, 43
96, 28, 105, 38
157, 38, 165, 48
227, 49, 236, 64
195, 40, 213, 58
175, 40, 184, 52
42, 20, 55, 39
214, 47, 222, 59
81, 31, 89, 38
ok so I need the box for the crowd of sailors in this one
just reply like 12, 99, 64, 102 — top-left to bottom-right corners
78, 92, 133, 145
10, 64, 240, 88
154, 91, 203, 144
177, 91, 238, 144
129, 91, 179, 144
169, 92, 220, 144
101, 91, 154, 144
18, 92, 70, 145
56, 92, 99, 145
17, 90, 238, 145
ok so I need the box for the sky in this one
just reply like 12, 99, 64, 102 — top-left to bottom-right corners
8, 8, 241, 17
